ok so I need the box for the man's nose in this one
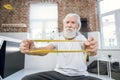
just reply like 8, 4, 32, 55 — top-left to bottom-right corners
67, 23, 72, 28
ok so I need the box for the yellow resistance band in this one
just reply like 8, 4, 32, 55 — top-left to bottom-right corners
30, 39, 87, 62
29, 50, 86, 53
33, 40, 84, 42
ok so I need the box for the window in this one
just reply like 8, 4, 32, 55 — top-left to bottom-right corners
99, 0, 120, 49
101, 13, 118, 48
29, 3, 58, 40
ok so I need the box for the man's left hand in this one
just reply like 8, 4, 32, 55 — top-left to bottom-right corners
84, 37, 98, 56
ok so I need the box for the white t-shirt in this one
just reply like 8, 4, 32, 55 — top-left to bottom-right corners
51, 33, 88, 76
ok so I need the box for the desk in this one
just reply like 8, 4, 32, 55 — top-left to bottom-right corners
97, 57, 120, 80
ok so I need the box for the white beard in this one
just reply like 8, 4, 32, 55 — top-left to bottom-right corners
63, 27, 77, 39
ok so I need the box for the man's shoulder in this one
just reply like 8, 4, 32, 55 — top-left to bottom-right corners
76, 33, 87, 40
76, 32, 85, 37
53, 35, 63, 40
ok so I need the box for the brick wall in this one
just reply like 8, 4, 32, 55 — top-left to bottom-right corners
0, 0, 29, 32
0, 0, 99, 32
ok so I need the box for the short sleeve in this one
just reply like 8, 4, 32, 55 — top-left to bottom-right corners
76, 33, 87, 50
49, 36, 60, 49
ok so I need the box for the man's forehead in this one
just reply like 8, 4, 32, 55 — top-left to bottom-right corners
66, 16, 77, 21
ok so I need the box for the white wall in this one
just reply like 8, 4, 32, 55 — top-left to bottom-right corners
0, 32, 27, 40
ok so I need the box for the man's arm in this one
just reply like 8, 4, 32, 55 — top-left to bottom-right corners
29, 44, 55, 56
20, 39, 55, 56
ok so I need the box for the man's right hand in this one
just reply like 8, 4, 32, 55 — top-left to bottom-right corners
20, 39, 35, 54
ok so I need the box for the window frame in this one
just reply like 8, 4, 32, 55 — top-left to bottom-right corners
29, 3, 58, 40
100, 9, 120, 49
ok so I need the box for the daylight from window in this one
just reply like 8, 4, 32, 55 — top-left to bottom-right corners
99, 0, 120, 49
29, 3, 58, 40
100, 0, 120, 14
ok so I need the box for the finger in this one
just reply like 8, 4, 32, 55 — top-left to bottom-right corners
20, 46, 29, 50
86, 47, 97, 53
89, 40, 97, 46
85, 42, 98, 50
84, 41, 90, 47
86, 41, 98, 48
84, 37, 94, 46
20, 42, 30, 51
20, 46, 30, 53
22, 39, 32, 47
84, 39, 97, 47
23, 39, 30, 45
30, 40, 34, 44
21, 49, 30, 54
20, 42, 29, 49
86, 48, 95, 53
88, 37, 94, 42
86, 44, 98, 53
84, 42, 98, 53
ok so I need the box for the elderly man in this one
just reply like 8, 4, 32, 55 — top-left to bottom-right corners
20, 13, 101, 80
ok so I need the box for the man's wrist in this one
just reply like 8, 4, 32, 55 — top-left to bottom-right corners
88, 52, 97, 56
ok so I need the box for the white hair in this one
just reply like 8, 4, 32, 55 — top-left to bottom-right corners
63, 13, 81, 31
